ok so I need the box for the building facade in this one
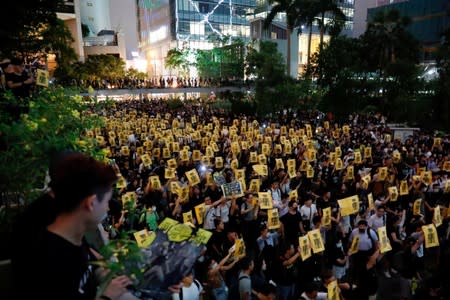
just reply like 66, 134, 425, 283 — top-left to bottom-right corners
368, 0, 450, 61
138, 0, 256, 77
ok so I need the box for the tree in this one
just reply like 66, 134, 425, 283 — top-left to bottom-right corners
0, 0, 63, 58
165, 49, 190, 77
83, 55, 126, 80
311, 0, 346, 53
264, 0, 305, 76
433, 28, 450, 130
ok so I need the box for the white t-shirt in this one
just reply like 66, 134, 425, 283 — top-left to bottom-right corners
216, 202, 231, 223
299, 204, 317, 223
368, 214, 386, 231
172, 279, 203, 300
204, 205, 216, 230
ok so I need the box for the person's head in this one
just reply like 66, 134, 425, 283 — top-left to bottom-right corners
181, 270, 194, 287
357, 219, 368, 233
51, 153, 117, 229
376, 205, 386, 217
10, 57, 24, 73
259, 223, 268, 237
313, 215, 322, 227
304, 282, 319, 298
304, 198, 313, 207
288, 200, 297, 211
322, 269, 336, 286
204, 196, 212, 205
271, 181, 279, 189
323, 190, 331, 200
240, 256, 254, 273
214, 218, 224, 231
280, 243, 295, 259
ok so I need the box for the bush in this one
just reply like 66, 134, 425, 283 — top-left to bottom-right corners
166, 98, 184, 110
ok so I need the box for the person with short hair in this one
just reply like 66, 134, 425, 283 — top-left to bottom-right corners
12, 153, 133, 300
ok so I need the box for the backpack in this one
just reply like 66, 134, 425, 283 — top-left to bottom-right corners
227, 274, 249, 300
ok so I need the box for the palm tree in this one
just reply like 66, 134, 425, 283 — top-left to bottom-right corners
264, 0, 305, 76
311, 0, 346, 53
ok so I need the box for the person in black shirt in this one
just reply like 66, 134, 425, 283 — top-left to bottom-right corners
5, 57, 34, 99
280, 200, 302, 247
12, 153, 132, 300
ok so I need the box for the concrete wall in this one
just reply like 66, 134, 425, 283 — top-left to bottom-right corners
353, 0, 377, 37
110, 0, 140, 60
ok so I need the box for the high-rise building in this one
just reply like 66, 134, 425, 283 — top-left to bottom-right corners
353, 0, 377, 37
368, 0, 450, 61
138, 0, 256, 77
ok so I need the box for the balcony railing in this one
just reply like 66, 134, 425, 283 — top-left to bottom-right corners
57, 1, 75, 14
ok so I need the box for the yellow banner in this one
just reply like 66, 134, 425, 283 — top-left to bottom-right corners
413, 199, 422, 216
195, 203, 206, 225
349, 235, 359, 255
422, 224, 439, 248
433, 206, 442, 227
377, 226, 392, 254
133, 229, 156, 248
308, 229, 325, 254
338, 195, 359, 216
399, 180, 409, 196
267, 208, 281, 229
388, 186, 398, 202
322, 207, 331, 226
299, 235, 312, 261
258, 192, 273, 209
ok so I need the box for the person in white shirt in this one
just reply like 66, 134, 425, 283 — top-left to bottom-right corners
216, 198, 231, 224
172, 271, 203, 300
368, 205, 387, 231
299, 282, 327, 300
299, 198, 318, 233
203, 196, 222, 230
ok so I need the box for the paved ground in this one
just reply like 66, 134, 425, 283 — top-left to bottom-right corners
81, 86, 252, 97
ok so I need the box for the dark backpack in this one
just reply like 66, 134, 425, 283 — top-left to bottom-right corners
179, 279, 201, 300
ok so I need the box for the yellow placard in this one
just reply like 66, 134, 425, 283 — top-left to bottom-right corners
167, 158, 177, 169
249, 179, 260, 193
413, 199, 422, 216
306, 165, 314, 178
253, 164, 268, 176
368, 193, 375, 210
421, 171, 432, 186
361, 174, 371, 190
149, 175, 161, 190
393, 150, 401, 163
354, 151, 362, 164
299, 236, 312, 261
258, 154, 267, 165
234, 238, 246, 257
349, 235, 360, 255
422, 224, 439, 248
388, 186, 398, 202
289, 189, 298, 201
322, 207, 331, 226
234, 168, 246, 180
267, 208, 281, 229
399, 180, 409, 196
275, 158, 285, 170
192, 150, 201, 161
329, 152, 336, 163
288, 165, 296, 179
364, 147, 372, 159
338, 195, 359, 217
165, 168, 176, 179
342, 125, 350, 135
36, 69, 49, 87
121, 146, 130, 156
308, 229, 325, 253
180, 149, 189, 162
186, 169, 201, 186
258, 192, 273, 209
121, 192, 137, 205
335, 146, 342, 158
443, 161, 450, 172
215, 156, 224, 168
335, 158, 343, 171
261, 143, 270, 156
378, 226, 392, 254
433, 137, 441, 148
133, 229, 156, 248
433, 206, 442, 227
141, 154, 152, 167
300, 160, 309, 172
346, 166, 354, 180
231, 158, 239, 170
327, 280, 340, 300
116, 176, 127, 189
183, 211, 194, 225
378, 167, 388, 181
249, 151, 258, 163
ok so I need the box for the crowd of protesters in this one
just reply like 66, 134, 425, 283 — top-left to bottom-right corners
7, 96, 450, 300
66, 77, 243, 90
70, 98, 449, 300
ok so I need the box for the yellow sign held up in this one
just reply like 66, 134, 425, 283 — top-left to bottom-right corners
388, 186, 398, 202
308, 229, 325, 254
338, 195, 359, 216
399, 180, 409, 196
422, 224, 439, 248
322, 207, 331, 226
377, 226, 392, 254
36, 69, 49, 87
413, 199, 422, 216
433, 206, 442, 227
133, 229, 156, 248
195, 203, 206, 225
267, 208, 281, 229
186, 169, 201, 186
299, 235, 312, 261
258, 192, 273, 209
349, 235, 359, 255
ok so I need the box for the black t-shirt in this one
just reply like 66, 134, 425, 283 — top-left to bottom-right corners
14, 230, 98, 300
5, 71, 31, 98
280, 212, 302, 243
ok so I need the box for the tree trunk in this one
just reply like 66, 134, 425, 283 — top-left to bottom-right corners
320, 12, 325, 53
306, 24, 313, 71
287, 27, 291, 76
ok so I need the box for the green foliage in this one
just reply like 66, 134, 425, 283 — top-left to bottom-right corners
433, 29, 450, 130
58, 55, 126, 82
245, 41, 286, 84
166, 98, 184, 110
125, 68, 147, 80
196, 41, 245, 79
0, 88, 103, 199
165, 49, 191, 77
0, 0, 62, 57
96, 236, 145, 298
